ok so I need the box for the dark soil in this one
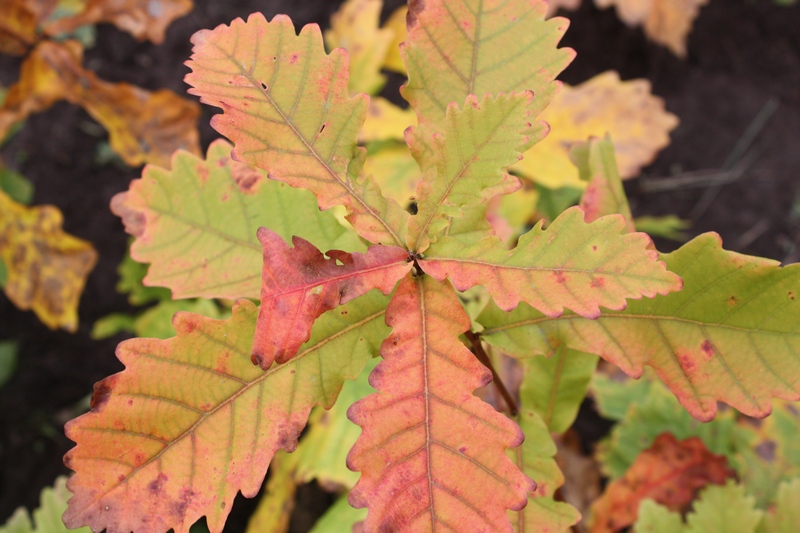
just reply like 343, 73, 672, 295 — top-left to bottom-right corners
1, 0, 799, 530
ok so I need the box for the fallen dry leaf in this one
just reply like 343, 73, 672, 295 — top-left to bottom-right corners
0, 0, 55, 55
0, 189, 97, 331
513, 71, 678, 189
589, 433, 734, 533
0, 40, 200, 166
595, 0, 709, 56
44, 0, 193, 44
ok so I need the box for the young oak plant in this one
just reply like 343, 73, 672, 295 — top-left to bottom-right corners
61, 1, 800, 532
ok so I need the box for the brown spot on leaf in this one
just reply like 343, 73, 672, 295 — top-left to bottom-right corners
590, 277, 605, 288
592, 245, 598, 251
90, 376, 118, 411
290, 53, 299, 64
678, 353, 697, 373
553, 271, 567, 284
727, 295, 737, 306
407, 0, 425, 29
701, 340, 715, 359
789, 291, 795, 300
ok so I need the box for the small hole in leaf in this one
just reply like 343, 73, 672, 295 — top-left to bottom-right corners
319, 123, 326, 133
260, 82, 268, 90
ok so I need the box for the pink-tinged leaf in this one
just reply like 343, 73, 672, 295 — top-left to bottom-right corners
401, 0, 574, 170
63, 294, 390, 533
407, 92, 534, 251
479, 233, 800, 421
184, 13, 408, 246
347, 274, 532, 531
421, 206, 682, 319
251, 228, 411, 369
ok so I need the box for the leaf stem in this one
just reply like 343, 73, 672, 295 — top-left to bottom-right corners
465, 331, 518, 416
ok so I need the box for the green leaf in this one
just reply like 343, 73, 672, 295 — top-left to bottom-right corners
407, 92, 535, 251
294, 357, 378, 490
590, 371, 654, 422
423, 206, 681, 318
309, 494, 366, 533
634, 215, 691, 242
112, 140, 364, 301
0, 477, 91, 533
116, 251, 171, 306
574, 136, 635, 231
518, 346, 598, 433
185, 13, 408, 246
508, 376, 581, 531
90, 313, 136, 340
244, 451, 298, 533
685, 481, 763, 533
0, 340, 18, 389
401, 0, 574, 169
634, 499, 685, 533
759, 477, 800, 533
479, 232, 800, 421
0, 166, 34, 205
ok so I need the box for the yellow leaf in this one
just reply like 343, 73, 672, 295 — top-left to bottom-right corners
363, 143, 419, 207
0, 189, 97, 331
513, 71, 678, 189
382, 5, 407, 74
43, 0, 193, 44
594, 0, 709, 56
324, 0, 394, 95
0, 40, 201, 166
359, 96, 416, 143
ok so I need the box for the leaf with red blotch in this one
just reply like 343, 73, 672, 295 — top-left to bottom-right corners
251, 228, 411, 369
421, 206, 682, 319
184, 13, 408, 247
588, 433, 733, 533
346, 274, 532, 531
478, 232, 800, 421
574, 136, 635, 232
401, 0, 574, 172
112, 140, 363, 302
63, 294, 390, 533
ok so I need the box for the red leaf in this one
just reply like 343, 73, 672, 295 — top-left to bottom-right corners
347, 274, 532, 531
251, 228, 410, 368
589, 433, 734, 532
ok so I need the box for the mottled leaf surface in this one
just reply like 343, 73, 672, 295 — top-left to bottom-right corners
0, 189, 96, 331
423, 206, 681, 318
252, 228, 410, 368
479, 232, 800, 420
185, 13, 408, 246
63, 295, 389, 533
112, 140, 362, 301
347, 274, 531, 531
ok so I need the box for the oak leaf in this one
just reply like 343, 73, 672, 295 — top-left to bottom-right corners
324, 0, 393, 95
422, 206, 682, 319
0, 40, 201, 166
251, 228, 410, 368
362, 143, 419, 207
0, 0, 55, 55
594, 0, 709, 56
43, 0, 193, 44
0, 189, 96, 331
479, 232, 800, 421
359, 96, 416, 144
63, 294, 389, 533
381, 4, 408, 74
401, 0, 574, 171
512, 72, 678, 189
185, 13, 409, 247
589, 433, 733, 532
0, 476, 90, 533
112, 140, 363, 301
347, 274, 532, 531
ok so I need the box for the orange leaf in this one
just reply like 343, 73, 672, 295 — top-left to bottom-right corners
252, 228, 411, 368
44, 0, 193, 44
589, 433, 733, 532
63, 295, 390, 533
0, 189, 97, 331
347, 274, 532, 531
421, 207, 682, 319
0, 40, 200, 166
184, 13, 409, 246
0, 0, 55, 55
